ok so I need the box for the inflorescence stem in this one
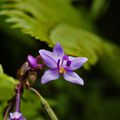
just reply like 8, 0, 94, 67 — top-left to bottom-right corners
15, 82, 22, 112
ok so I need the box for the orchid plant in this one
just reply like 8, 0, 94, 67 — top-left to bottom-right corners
4, 43, 88, 120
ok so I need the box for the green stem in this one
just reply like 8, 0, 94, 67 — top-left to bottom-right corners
3, 99, 14, 120
3, 105, 11, 120
29, 87, 59, 120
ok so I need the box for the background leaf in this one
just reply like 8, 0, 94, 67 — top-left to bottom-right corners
0, 64, 18, 100
0, 64, 18, 118
50, 24, 102, 69
0, 0, 98, 67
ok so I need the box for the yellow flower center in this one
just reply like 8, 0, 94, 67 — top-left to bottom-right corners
59, 67, 66, 73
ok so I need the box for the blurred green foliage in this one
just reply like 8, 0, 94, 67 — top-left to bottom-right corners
0, 65, 18, 100
0, 65, 18, 118
0, 0, 120, 120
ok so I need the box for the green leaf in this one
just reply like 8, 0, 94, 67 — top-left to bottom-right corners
50, 24, 102, 69
0, 64, 18, 100
0, 0, 100, 68
0, 65, 18, 119
0, 0, 85, 42
1, 0, 119, 73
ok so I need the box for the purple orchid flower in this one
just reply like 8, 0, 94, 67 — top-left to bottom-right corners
39, 43, 88, 85
9, 112, 26, 120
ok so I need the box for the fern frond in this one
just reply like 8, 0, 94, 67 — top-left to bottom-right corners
0, 0, 103, 68
50, 24, 103, 69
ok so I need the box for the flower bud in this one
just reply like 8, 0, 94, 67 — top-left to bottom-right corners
9, 112, 26, 120
27, 55, 37, 69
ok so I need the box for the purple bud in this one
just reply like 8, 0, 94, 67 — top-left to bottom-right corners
9, 112, 26, 120
63, 55, 68, 60
27, 55, 37, 69
66, 60, 71, 67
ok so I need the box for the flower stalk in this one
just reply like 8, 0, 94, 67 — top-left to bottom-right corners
15, 83, 22, 112
30, 87, 59, 120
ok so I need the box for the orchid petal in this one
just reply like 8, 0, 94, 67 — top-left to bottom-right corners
41, 69, 60, 84
39, 50, 57, 69
69, 57, 88, 70
53, 42, 64, 58
63, 71, 84, 85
